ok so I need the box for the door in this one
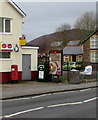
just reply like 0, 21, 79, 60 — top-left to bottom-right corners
72, 55, 76, 62
22, 54, 31, 80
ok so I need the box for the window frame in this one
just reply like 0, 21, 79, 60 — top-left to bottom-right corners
0, 17, 12, 34
90, 35, 98, 49
64, 55, 69, 62
0, 51, 12, 60
90, 51, 98, 63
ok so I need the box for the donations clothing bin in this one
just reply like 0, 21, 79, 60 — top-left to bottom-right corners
11, 65, 18, 83
38, 63, 52, 82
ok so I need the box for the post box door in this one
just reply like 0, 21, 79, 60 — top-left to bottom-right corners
22, 54, 31, 80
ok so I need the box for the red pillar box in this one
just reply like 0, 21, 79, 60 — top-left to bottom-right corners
11, 65, 18, 83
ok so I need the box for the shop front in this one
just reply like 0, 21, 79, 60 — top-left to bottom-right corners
0, 44, 39, 83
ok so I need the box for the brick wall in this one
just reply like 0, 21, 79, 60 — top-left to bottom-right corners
82, 38, 98, 71
82, 39, 90, 65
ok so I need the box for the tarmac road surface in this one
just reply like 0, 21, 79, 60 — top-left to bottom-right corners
1, 87, 97, 119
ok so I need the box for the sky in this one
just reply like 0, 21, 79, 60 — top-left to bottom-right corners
13, 0, 96, 42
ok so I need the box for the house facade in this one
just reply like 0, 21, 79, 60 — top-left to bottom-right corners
0, 0, 39, 83
63, 41, 83, 63
80, 29, 98, 71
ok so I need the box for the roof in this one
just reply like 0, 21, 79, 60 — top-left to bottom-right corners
21, 45, 39, 49
50, 41, 63, 47
67, 40, 81, 46
63, 46, 83, 55
80, 29, 98, 44
8, 0, 26, 17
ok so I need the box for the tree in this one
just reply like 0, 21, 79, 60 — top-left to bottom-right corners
49, 29, 71, 51
74, 11, 96, 31
50, 23, 71, 50
56, 23, 71, 32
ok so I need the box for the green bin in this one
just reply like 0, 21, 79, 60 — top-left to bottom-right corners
38, 63, 52, 82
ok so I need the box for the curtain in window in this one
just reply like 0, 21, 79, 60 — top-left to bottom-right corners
0, 18, 11, 33
91, 51, 98, 63
90, 36, 98, 49
5, 19, 10, 32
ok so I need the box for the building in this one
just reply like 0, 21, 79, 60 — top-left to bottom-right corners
80, 29, 98, 71
0, 0, 39, 83
63, 40, 83, 62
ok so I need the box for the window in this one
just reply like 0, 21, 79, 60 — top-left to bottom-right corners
64, 55, 69, 62
90, 36, 98, 49
90, 51, 98, 63
0, 52, 11, 59
0, 18, 3, 32
0, 17, 12, 33
78, 55, 82, 62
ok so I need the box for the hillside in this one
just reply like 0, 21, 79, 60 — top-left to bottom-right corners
27, 29, 92, 55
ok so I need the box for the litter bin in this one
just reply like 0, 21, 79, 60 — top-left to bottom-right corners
38, 63, 52, 82
68, 70, 80, 84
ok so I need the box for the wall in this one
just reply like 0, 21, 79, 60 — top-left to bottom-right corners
0, 0, 23, 72
0, 0, 39, 83
82, 35, 98, 72
1, 48, 38, 72
82, 39, 90, 64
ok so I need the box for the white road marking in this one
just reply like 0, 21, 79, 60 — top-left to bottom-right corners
1, 87, 96, 102
2, 97, 97, 118
2, 97, 30, 102
1, 94, 51, 102
53, 91, 78, 95
47, 97, 98, 108
83, 97, 98, 103
47, 102, 83, 108
80, 88, 91, 92
4, 107, 44, 118
31, 94, 51, 99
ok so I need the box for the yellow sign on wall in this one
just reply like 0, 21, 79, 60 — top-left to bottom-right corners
19, 39, 26, 46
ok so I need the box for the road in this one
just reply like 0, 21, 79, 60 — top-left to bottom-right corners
1, 87, 97, 119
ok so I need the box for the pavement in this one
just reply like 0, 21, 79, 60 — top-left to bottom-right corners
0, 80, 97, 100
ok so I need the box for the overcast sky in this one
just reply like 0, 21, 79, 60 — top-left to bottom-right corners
13, 0, 96, 42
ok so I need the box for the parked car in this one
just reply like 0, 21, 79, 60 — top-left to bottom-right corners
63, 62, 82, 71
